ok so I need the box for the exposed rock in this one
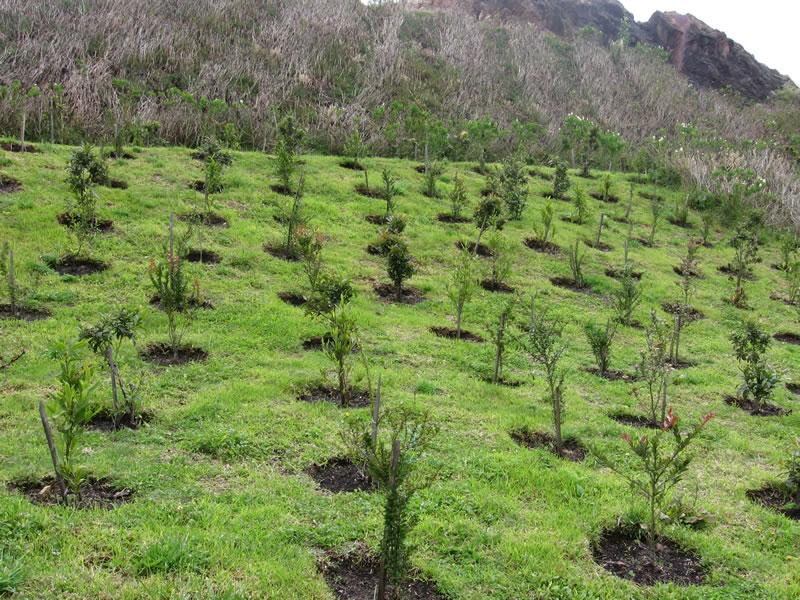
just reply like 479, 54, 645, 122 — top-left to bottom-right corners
411, 0, 790, 100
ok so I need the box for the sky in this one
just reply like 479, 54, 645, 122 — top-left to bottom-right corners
614, 0, 799, 83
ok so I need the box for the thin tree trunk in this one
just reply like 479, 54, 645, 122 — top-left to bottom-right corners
106, 346, 119, 422
39, 401, 67, 500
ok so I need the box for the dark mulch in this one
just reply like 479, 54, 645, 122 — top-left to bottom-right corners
57, 212, 114, 232
746, 484, 800, 520
178, 211, 228, 228
189, 179, 223, 193
455, 240, 493, 257
673, 265, 703, 278
668, 218, 693, 229
302, 335, 360, 352
609, 413, 660, 429
0, 304, 50, 321
355, 184, 383, 199
718, 264, 754, 280
184, 248, 222, 264
149, 295, 213, 311
584, 239, 613, 252
48, 255, 109, 276
270, 183, 293, 196
278, 291, 306, 307
7, 476, 134, 509
550, 276, 590, 293
524, 237, 560, 255
320, 551, 446, 600
661, 302, 704, 322
482, 376, 524, 387
0, 174, 22, 193
104, 178, 128, 190
605, 267, 643, 280
85, 408, 152, 432
264, 243, 300, 261
140, 343, 208, 366
787, 383, 800, 396
107, 150, 135, 160
366, 244, 385, 256
635, 237, 654, 248
190, 150, 232, 165
773, 332, 800, 346
589, 192, 619, 204
724, 395, 790, 417
340, 160, 364, 171
769, 292, 797, 306
437, 213, 471, 224
1, 142, 38, 153
365, 214, 388, 225
592, 525, 706, 586
668, 358, 697, 370
430, 326, 484, 343
585, 367, 636, 382
509, 428, 586, 462
414, 164, 427, 174
297, 385, 371, 408
639, 192, 664, 202
306, 457, 373, 494
374, 283, 425, 304
480, 279, 514, 293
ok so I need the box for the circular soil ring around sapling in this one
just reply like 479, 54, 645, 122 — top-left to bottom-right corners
140, 343, 208, 366
509, 428, 586, 462
85, 408, 153, 432
49, 255, 109, 276
673, 266, 703, 279
608, 413, 660, 429
585, 367, 636, 382
589, 192, 619, 204
354, 184, 382, 199
149, 295, 213, 311
184, 248, 222, 264
301, 336, 359, 352
0, 174, 22, 193
0, 304, 50, 321
339, 160, 364, 171
430, 326, 484, 343
584, 239, 613, 252
482, 376, 524, 387
264, 243, 300, 262
306, 457, 373, 494
57, 212, 114, 232
592, 525, 707, 586
550, 276, 591, 294
668, 217, 693, 229
320, 550, 447, 600
718, 264, 755, 280
7, 476, 134, 509
455, 240, 493, 257
270, 183, 293, 196
364, 214, 388, 225
724, 395, 791, 417
524, 238, 561, 255
104, 178, 128, 190
605, 267, 643, 280
178, 211, 229, 228
746, 484, 800, 520
278, 291, 306, 307
374, 283, 425, 305
787, 382, 800, 396
297, 385, 371, 408
437, 213, 471, 224
189, 179, 223, 193
480, 279, 515, 293
661, 302, 704, 322
1, 142, 39, 153
773, 332, 800, 346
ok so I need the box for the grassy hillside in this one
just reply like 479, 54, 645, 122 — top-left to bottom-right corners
0, 141, 798, 599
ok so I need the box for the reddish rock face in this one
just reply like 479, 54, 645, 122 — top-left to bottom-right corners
411, 0, 790, 100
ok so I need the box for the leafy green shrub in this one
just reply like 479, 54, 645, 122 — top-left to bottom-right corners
201, 153, 224, 218
638, 311, 671, 424
473, 194, 504, 247
647, 196, 663, 246
728, 225, 759, 308
730, 320, 778, 409
422, 146, 443, 198
569, 239, 586, 288
499, 153, 528, 220
552, 162, 570, 199
65, 144, 106, 255
321, 301, 359, 406
670, 195, 690, 227
485, 233, 512, 290
0, 242, 20, 314
306, 273, 354, 316
447, 249, 478, 338
585, 319, 616, 376
448, 173, 468, 219
387, 240, 415, 299
778, 232, 799, 272
534, 202, 556, 244
273, 115, 305, 193
786, 441, 800, 507
571, 185, 590, 224
381, 168, 398, 218
343, 128, 366, 170
280, 174, 307, 259
612, 272, 642, 326
600, 174, 613, 202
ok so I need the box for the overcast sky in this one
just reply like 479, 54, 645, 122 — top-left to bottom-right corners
624, 0, 798, 83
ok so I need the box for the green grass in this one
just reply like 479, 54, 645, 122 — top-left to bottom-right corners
0, 141, 798, 599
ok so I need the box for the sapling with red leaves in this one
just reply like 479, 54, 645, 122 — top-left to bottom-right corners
342, 403, 439, 600
321, 300, 360, 407
522, 299, 568, 450
595, 409, 714, 563
386, 239, 415, 300
79, 308, 142, 426
447, 249, 478, 339
43, 338, 100, 501
585, 319, 617, 376
448, 173, 468, 220
638, 311, 671, 424
730, 320, 778, 410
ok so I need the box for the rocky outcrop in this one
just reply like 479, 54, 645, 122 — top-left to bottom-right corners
411, 0, 790, 101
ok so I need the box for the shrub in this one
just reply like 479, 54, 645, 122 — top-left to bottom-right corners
585, 319, 616, 376
534, 201, 556, 244
473, 194, 504, 247
730, 320, 778, 409
522, 300, 567, 449
778, 232, 799, 272
728, 225, 759, 308
448, 173, 468, 219
671, 195, 690, 226
623, 183, 634, 222
79, 308, 142, 426
422, 145, 442, 198
569, 239, 586, 288
486, 233, 512, 289
593, 213, 606, 247
0, 242, 20, 315
381, 168, 398, 218
670, 241, 700, 364
344, 128, 366, 170
552, 162, 570, 199
596, 409, 714, 563
490, 296, 517, 384
321, 301, 359, 406
601, 174, 613, 202
700, 211, 714, 246
343, 404, 438, 600
571, 185, 590, 224
273, 116, 305, 193
638, 311, 671, 424
306, 273, 354, 316
447, 249, 478, 338
298, 228, 324, 293
647, 196, 663, 246
786, 441, 800, 507
499, 153, 528, 220
283, 173, 307, 258
386, 239, 415, 299
65, 144, 106, 255
43, 338, 99, 500
201, 153, 224, 218
612, 272, 642, 326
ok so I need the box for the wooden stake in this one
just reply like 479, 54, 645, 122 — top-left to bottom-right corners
39, 400, 67, 499
371, 375, 381, 449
